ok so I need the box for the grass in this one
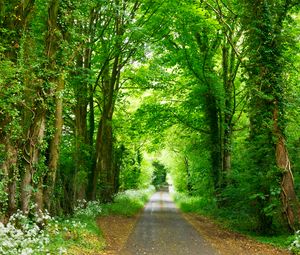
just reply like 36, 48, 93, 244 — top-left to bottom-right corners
47, 186, 154, 254
173, 192, 217, 213
46, 211, 105, 254
101, 187, 154, 217
173, 192, 294, 252
251, 235, 292, 249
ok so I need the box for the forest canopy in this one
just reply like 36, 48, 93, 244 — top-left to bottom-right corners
0, 0, 300, 235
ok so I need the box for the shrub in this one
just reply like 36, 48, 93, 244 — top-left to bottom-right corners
289, 231, 300, 255
0, 209, 59, 255
74, 200, 102, 218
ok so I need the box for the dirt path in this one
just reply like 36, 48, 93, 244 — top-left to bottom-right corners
120, 191, 217, 255
184, 213, 291, 255
97, 215, 138, 255
98, 191, 292, 255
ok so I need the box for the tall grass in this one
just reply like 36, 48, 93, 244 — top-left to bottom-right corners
173, 192, 217, 214
101, 186, 155, 216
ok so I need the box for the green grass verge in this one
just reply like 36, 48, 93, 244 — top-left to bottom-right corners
46, 215, 105, 254
100, 187, 154, 217
251, 235, 292, 249
173, 192, 294, 252
47, 186, 155, 254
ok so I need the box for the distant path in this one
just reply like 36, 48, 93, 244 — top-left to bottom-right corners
121, 191, 218, 255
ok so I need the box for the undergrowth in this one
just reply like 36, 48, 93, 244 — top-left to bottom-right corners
0, 187, 154, 255
101, 186, 155, 216
173, 192, 295, 253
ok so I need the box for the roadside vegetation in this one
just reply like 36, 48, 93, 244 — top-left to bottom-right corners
0, 187, 154, 255
0, 1, 300, 254
174, 192, 298, 253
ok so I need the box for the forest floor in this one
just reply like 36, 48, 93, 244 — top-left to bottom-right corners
98, 192, 292, 255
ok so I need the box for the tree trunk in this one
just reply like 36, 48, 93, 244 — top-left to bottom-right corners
184, 156, 192, 194
222, 43, 232, 176
21, 109, 46, 214
44, 75, 64, 211
0, 140, 18, 215
274, 106, 300, 231
43, 0, 63, 212
91, 55, 119, 201
221, 27, 240, 186
7, 144, 18, 215
0, 0, 35, 216
242, 0, 300, 231
98, 115, 114, 202
205, 90, 222, 191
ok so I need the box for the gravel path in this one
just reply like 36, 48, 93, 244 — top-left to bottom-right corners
121, 191, 218, 255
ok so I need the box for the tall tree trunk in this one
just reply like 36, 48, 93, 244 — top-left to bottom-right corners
21, 108, 46, 214
205, 90, 222, 191
221, 29, 240, 186
7, 144, 18, 215
93, 64, 113, 201
222, 42, 232, 176
98, 114, 114, 202
43, 0, 63, 212
0, 0, 35, 216
243, 0, 300, 231
44, 75, 64, 211
274, 106, 300, 231
73, 49, 92, 201
92, 54, 119, 201
88, 0, 138, 201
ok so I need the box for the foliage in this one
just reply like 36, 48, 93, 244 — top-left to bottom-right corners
0, 186, 154, 254
101, 186, 155, 217
48, 216, 103, 255
151, 160, 167, 189
0, 0, 300, 250
173, 192, 217, 214
290, 231, 300, 255
74, 200, 103, 218
117, 146, 142, 190
0, 209, 55, 255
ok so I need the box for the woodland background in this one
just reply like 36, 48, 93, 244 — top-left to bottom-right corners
0, 0, 300, 238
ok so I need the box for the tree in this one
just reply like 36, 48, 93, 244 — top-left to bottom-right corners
242, 0, 300, 231
89, 0, 168, 201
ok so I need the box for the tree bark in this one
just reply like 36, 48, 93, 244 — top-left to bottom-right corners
205, 90, 222, 191
7, 144, 18, 215
0, 140, 18, 215
184, 156, 192, 194
21, 109, 46, 214
43, 0, 64, 212
243, 0, 300, 231
274, 106, 300, 231
221, 25, 241, 187
91, 53, 119, 201
44, 75, 64, 211
0, 0, 36, 216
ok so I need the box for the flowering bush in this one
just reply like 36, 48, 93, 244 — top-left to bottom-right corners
0, 209, 53, 255
0, 187, 154, 255
74, 199, 102, 218
0, 207, 73, 255
290, 230, 300, 255
116, 186, 155, 202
